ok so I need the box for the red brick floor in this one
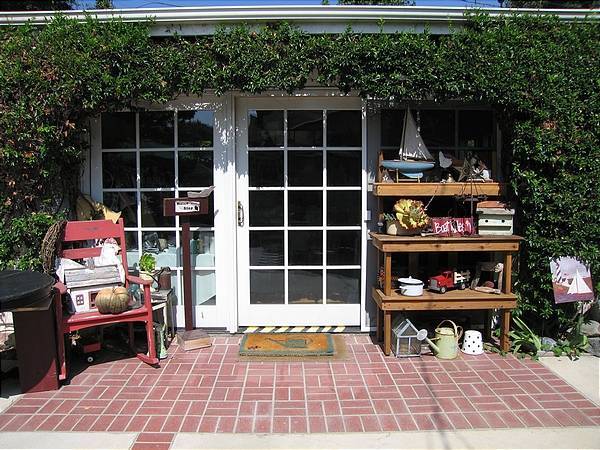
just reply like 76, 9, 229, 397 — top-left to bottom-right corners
1, 334, 599, 444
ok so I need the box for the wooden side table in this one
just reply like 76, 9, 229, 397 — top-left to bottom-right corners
151, 289, 176, 339
370, 233, 521, 356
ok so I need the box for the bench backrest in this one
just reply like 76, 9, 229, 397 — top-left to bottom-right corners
60, 219, 128, 271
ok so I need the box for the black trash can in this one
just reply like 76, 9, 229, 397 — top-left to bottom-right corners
0, 270, 59, 393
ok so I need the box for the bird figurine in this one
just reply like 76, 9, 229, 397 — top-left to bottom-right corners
439, 151, 460, 182
438, 151, 454, 169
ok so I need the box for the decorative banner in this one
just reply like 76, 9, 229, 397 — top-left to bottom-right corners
549, 256, 595, 304
431, 217, 474, 237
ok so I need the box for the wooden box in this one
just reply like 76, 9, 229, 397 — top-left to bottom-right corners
64, 265, 121, 288
68, 283, 121, 313
64, 265, 122, 313
477, 207, 515, 235
177, 329, 212, 351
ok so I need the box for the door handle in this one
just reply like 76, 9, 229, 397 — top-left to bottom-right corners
237, 201, 244, 227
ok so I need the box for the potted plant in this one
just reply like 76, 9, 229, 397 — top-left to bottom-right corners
384, 199, 430, 235
138, 253, 156, 287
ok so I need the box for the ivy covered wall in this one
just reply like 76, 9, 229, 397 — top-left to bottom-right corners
0, 14, 598, 330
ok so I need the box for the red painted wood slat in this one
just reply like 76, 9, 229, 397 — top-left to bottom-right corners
61, 247, 102, 260
62, 220, 123, 242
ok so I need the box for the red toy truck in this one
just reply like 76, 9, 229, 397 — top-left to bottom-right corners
428, 270, 471, 294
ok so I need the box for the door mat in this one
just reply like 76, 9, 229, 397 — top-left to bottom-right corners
239, 333, 336, 357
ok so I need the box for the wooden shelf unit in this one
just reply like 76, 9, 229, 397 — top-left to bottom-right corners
371, 233, 521, 253
370, 233, 522, 356
372, 287, 517, 311
372, 181, 504, 197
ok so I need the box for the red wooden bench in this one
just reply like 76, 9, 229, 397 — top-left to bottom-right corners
54, 219, 158, 380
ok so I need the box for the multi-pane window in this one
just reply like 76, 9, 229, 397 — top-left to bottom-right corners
380, 107, 497, 177
247, 109, 362, 306
100, 110, 216, 306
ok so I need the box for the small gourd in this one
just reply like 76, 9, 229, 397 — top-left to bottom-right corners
95, 286, 130, 314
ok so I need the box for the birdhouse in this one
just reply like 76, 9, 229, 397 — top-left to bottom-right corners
64, 265, 122, 313
391, 315, 422, 358
476, 205, 515, 235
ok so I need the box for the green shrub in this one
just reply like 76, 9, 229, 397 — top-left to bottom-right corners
0, 212, 61, 271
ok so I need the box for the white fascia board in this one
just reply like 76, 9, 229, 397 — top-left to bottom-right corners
0, 5, 598, 36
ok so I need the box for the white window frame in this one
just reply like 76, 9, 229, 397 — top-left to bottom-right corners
235, 95, 367, 327
89, 95, 236, 330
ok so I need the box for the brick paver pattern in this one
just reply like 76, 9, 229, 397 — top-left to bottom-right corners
1, 334, 598, 444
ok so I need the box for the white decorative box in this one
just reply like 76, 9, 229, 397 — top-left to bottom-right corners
476, 207, 515, 235
64, 265, 122, 313
68, 284, 121, 313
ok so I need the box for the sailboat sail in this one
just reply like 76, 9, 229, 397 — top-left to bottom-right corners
554, 264, 571, 287
400, 109, 434, 161
567, 270, 593, 295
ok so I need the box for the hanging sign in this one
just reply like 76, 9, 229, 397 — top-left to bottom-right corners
549, 256, 595, 304
175, 200, 203, 214
163, 187, 214, 217
431, 217, 474, 237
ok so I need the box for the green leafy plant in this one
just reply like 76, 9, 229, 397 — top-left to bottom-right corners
551, 312, 590, 359
382, 213, 397, 222
0, 213, 61, 270
138, 253, 156, 273
551, 335, 589, 359
509, 316, 545, 359
391, 199, 430, 230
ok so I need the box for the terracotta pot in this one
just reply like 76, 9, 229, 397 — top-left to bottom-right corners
139, 270, 156, 291
386, 220, 423, 236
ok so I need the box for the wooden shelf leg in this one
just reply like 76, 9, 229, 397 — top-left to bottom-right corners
500, 309, 511, 352
376, 307, 383, 343
384, 252, 392, 296
384, 310, 392, 356
503, 253, 513, 294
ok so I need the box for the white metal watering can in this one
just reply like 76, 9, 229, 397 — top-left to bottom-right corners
417, 320, 463, 360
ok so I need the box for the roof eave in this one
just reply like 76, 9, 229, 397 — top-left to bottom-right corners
0, 5, 597, 36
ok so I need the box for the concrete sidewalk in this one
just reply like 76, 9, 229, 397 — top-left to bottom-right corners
540, 355, 599, 405
0, 427, 599, 449
173, 428, 600, 448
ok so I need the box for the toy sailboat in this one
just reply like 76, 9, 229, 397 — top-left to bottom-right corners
567, 270, 593, 295
381, 109, 435, 180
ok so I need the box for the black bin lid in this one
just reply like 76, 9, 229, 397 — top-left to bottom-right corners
0, 270, 55, 312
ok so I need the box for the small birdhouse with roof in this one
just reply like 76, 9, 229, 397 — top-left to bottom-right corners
391, 315, 423, 358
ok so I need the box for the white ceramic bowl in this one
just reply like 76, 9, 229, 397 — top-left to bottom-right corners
397, 276, 424, 297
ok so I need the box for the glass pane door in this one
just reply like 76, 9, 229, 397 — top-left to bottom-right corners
236, 99, 364, 326
99, 108, 220, 329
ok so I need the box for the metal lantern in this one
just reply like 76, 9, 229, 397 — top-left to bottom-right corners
391, 315, 423, 358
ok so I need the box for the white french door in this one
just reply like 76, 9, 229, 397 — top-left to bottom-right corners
236, 97, 365, 326
91, 96, 233, 330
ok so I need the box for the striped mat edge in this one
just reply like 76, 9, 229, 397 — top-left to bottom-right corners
240, 326, 356, 334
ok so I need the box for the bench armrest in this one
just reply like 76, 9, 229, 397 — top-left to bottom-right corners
54, 281, 67, 295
